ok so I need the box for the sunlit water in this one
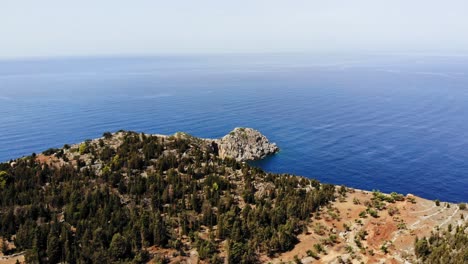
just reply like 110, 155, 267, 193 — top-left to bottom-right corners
1, 54, 467, 202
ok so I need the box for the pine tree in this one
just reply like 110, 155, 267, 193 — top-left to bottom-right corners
46, 232, 61, 264
109, 233, 130, 260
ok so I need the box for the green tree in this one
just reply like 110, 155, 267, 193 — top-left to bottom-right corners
414, 237, 430, 259
0, 171, 7, 189
46, 233, 61, 264
153, 214, 168, 247
227, 241, 246, 264
24, 248, 40, 264
109, 233, 130, 260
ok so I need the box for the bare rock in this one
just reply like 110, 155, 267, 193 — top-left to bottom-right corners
214, 127, 279, 161
255, 182, 276, 199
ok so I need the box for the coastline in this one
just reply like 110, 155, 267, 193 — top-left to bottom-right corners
5, 130, 465, 204
1, 129, 466, 263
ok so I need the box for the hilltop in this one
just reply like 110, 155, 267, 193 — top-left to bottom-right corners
0, 129, 466, 264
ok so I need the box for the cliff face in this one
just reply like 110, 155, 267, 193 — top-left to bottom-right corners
214, 127, 279, 161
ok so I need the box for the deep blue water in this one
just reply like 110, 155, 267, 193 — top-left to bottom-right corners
1, 54, 467, 202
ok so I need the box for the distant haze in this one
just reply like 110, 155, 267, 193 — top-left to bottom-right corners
1, 0, 468, 58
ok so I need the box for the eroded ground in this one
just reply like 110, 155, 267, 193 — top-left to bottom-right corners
267, 189, 466, 264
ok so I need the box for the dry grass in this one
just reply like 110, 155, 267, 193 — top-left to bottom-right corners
266, 189, 466, 264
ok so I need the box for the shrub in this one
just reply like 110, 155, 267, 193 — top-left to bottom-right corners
367, 208, 378, 218
384, 196, 395, 203
459, 203, 466, 210
43, 148, 59, 155
381, 243, 388, 254
306, 249, 319, 259
372, 200, 386, 210
387, 206, 400, 216
339, 185, 347, 196
103, 132, 113, 139
313, 243, 325, 254
359, 211, 367, 218
79, 143, 89, 155
357, 230, 368, 240
354, 237, 362, 248
343, 223, 351, 232
390, 192, 405, 201
328, 234, 338, 245
314, 223, 326, 235
397, 223, 407, 230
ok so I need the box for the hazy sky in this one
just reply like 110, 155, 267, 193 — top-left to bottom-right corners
2, 0, 468, 58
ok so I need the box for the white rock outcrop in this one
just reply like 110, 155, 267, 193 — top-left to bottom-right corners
214, 127, 279, 161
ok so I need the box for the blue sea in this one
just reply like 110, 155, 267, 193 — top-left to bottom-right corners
1, 53, 467, 202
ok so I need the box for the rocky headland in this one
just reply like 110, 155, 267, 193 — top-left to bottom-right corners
212, 127, 279, 161
0, 128, 466, 264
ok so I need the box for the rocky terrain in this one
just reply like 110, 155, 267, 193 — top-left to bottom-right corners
268, 190, 467, 264
212, 127, 279, 161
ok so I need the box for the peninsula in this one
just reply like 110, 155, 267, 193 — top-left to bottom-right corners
0, 129, 466, 264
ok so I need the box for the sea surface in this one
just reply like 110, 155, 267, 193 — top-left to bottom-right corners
1, 53, 467, 202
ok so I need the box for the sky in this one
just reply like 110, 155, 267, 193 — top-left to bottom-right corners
1, 0, 468, 58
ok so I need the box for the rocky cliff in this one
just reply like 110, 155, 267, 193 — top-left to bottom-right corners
214, 127, 279, 161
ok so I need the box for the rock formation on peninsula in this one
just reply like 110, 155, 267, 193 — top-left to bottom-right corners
213, 127, 279, 161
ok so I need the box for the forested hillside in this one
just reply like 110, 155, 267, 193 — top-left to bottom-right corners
0, 131, 336, 263
414, 222, 467, 264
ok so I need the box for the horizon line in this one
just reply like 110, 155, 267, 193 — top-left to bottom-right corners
2, 50, 468, 62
